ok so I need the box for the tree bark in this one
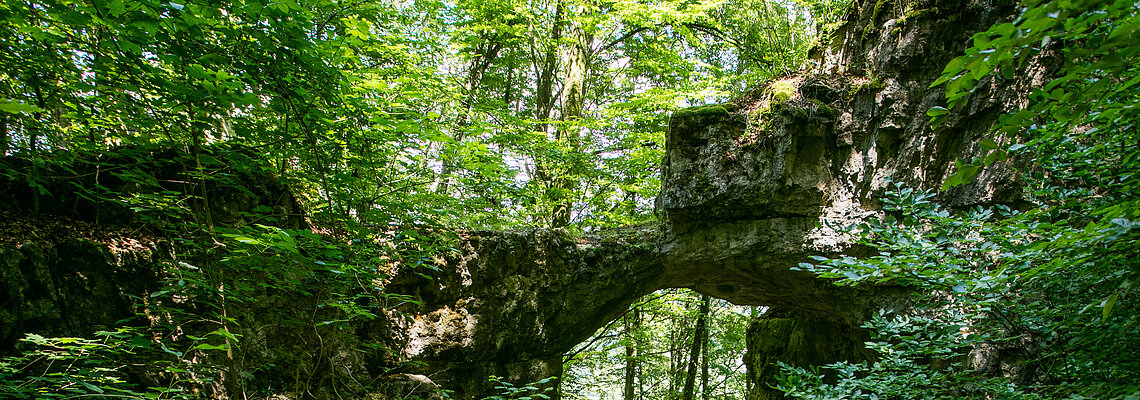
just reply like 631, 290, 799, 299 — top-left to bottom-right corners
682, 294, 710, 400
623, 304, 641, 400
0, 114, 8, 156
530, 0, 564, 225
532, 0, 563, 136
746, 306, 758, 395
701, 297, 710, 400
31, 81, 46, 216
670, 318, 681, 395
549, 11, 590, 227
187, 103, 215, 233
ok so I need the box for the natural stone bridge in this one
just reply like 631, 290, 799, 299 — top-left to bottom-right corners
386, 1, 1039, 397
0, 0, 1045, 398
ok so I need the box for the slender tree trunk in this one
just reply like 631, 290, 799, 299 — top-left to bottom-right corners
530, 0, 564, 225
550, 12, 590, 227
88, 26, 105, 149
305, 129, 339, 230
682, 294, 710, 400
623, 305, 641, 400
188, 103, 216, 233
701, 297, 710, 400
0, 114, 8, 156
747, 306, 758, 395
504, 68, 515, 109
665, 321, 674, 396
31, 82, 46, 216
532, 0, 563, 137
29, 130, 40, 216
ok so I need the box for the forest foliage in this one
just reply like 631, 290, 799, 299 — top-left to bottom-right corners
0, 0, 1137, 399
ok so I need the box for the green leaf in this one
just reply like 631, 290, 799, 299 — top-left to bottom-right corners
926, 106, 950, 117
159, 342, 183, 358
1102, 293, 1118, 321
941, 160, 982, 191
983, 149, 1008, 165
80, 381, 104, 394
148, 386, 185, 393
192, 343, 228, 351
229, 235, 262, 245
978, 138, 1000, 150
207, 328, 240, 343
0, 98, 44, 115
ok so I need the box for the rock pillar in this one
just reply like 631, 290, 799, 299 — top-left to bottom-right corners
744, 308, 874, 400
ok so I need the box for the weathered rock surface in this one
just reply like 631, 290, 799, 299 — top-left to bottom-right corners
724, 0, 1058, 395
0, 231, 160, 350
745, 308, 876, 400
385, 229, 665, 397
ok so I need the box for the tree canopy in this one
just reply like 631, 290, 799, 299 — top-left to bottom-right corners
0, 0, 845, 231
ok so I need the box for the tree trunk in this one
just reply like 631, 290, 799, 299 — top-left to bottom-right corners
623, 304, 641, 400
532, 0, 562, 136
31, 82, 46, 216
187, 103, 215, 233
746, 306, 758, 395
530, 0, 564, 226
670, 319, 681, 395
701, 296, 710, 400
0, 114, 8, 156
549, 12, 590, 227
682, 294, 710, 400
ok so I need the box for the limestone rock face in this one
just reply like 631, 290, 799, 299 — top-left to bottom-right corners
651, 0, 1055, 343
657, 105, 834, 225
745, 309, 876, 400
655, 0, 1053, 315
701, 0, 1056, 395
386, 229, 665, 398
0, 236, 159, 350
660, 0, 1032, 232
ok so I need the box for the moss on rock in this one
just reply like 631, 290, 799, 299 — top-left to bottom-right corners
673, 105, 729, 120
765, 81, 797, 103
872, 0, 894, 23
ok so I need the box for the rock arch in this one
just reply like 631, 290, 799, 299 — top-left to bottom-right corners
386, 0, 1042, 397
